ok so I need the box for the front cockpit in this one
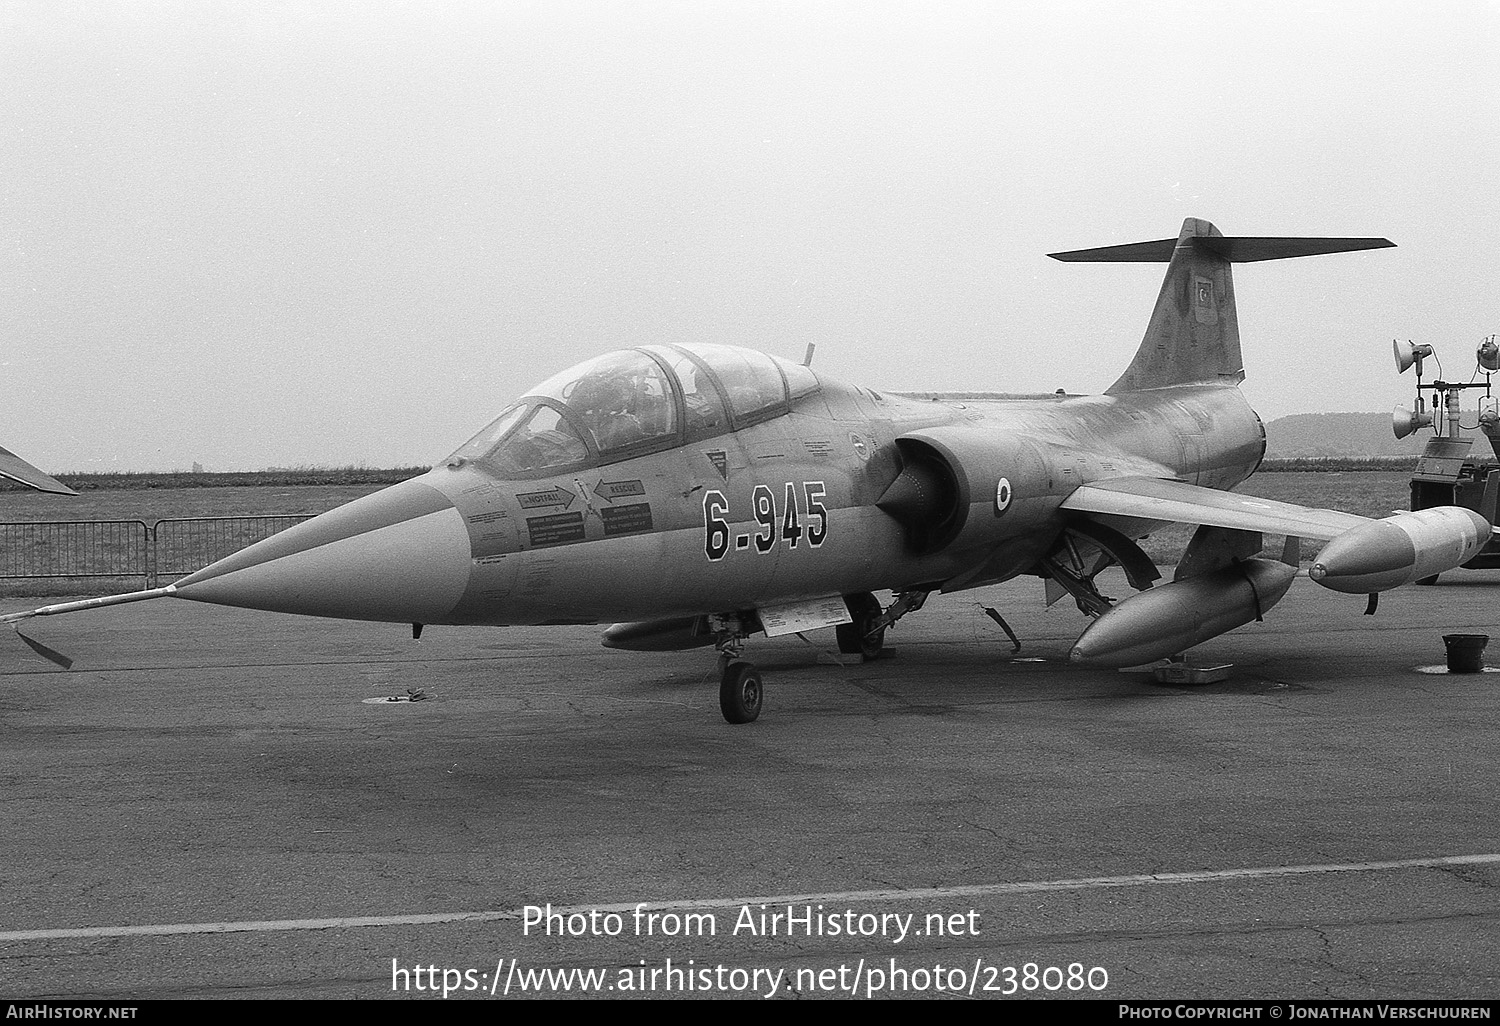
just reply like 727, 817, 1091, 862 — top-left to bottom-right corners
448, 343, 820, 477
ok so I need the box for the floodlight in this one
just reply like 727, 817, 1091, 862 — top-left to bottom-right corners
1393, 403, 1433, 440
1478, 337, 1500, 373
1393, 339, 1433, 375
1480, 398, 1499, 429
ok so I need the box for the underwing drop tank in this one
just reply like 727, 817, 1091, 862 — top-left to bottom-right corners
1069, 558, 1296, 668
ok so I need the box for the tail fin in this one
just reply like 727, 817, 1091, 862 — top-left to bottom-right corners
1049, 218, 1393, 394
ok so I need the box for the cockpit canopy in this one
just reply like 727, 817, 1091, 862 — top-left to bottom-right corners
449, 343, 819, 477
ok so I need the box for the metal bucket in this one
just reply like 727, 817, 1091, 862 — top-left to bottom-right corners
1442, 634, 1489, 673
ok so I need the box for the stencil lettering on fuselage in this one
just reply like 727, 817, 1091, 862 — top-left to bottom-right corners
526, 511, 586, 547
600, 503, 653, 537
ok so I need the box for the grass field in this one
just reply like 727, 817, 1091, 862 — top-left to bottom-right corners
0, 471, 1415, 598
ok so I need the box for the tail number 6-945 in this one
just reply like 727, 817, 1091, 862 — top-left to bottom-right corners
704, 482, 827, 561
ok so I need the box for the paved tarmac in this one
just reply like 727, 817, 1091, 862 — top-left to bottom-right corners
1, 570, 1497, 1000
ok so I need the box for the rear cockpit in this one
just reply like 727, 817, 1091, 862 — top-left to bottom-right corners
447, 343, 820, 477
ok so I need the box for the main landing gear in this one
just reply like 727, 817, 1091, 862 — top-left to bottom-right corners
835, 592, 885, 660
707, 590, 931, 724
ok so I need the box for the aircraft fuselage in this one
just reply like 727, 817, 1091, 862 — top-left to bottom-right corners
167, 365, 1265, 629
374, 378, 1262, 626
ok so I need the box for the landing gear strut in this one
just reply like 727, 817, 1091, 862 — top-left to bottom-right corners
710, 615, 760, 724
836, 592, 885, 660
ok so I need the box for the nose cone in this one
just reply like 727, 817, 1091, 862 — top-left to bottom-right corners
171, 477, 471, 623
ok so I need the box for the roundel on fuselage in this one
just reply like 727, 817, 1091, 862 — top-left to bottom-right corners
995, 477, 1012, 515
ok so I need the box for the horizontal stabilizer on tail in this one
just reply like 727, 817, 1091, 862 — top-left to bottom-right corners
1049, 236, 1395, 263
1051, 217, 1395, 393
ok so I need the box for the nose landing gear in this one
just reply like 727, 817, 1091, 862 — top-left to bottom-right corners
710, 615, 762, 724
706, 590, 932, 724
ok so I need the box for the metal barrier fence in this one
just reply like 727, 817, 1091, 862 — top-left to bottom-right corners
0, 521, 151, 582
0, 515, 314, 589
152, 516, 313, 584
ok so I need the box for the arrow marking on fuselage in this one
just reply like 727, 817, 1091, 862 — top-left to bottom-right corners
593, 478, 646, 502
516, 486, 576, 511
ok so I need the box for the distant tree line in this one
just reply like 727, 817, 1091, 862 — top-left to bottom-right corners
0, 467, 431, 491
1261, 457, 1489, 472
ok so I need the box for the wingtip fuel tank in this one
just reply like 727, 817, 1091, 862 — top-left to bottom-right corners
1309, 507, 1492, 594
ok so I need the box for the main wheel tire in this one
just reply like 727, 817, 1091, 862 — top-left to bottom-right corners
719, 660, 763, 724
835, 592, 885, 660
1417, 574, 1440, 586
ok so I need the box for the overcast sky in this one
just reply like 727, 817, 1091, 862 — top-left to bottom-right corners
4, 1, 1497, 472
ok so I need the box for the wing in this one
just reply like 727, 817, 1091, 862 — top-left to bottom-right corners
1060, 476, 1370, 540
1059, 476, 1493, 668
0, 444, 77, 495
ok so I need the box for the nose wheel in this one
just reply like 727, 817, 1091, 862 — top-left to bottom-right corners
719, 659, 763, 723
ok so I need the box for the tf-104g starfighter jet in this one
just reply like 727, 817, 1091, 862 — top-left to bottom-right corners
7, 218, 1488, 722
